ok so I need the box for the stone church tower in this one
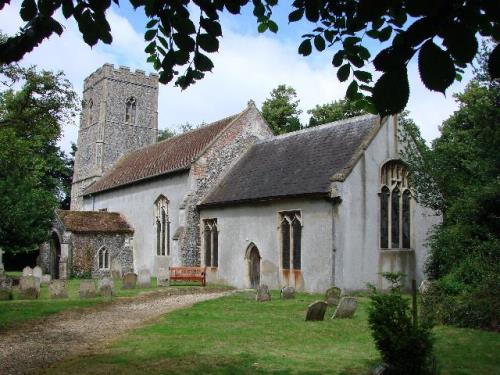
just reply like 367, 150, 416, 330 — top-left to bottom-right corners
71, 64, 159, 210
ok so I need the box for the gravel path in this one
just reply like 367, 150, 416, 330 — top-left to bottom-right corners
0, 289, 232, 375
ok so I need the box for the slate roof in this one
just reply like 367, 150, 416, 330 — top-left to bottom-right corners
57, 210, 134, 233
84, 112, 241, 195
201, 115, 380, 207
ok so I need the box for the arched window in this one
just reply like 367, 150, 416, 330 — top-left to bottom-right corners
203, 219, 218, 267
154, 195, 170, 256
280, 211, 302, 270
380, 161, 412, 249
88, 99, 93, 126
98, 247, 109, 269
125, 97, 137, 124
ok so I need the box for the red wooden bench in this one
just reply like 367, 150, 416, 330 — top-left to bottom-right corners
169, 267, 206, 286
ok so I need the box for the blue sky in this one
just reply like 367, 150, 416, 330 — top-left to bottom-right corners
1, 1, 472, 152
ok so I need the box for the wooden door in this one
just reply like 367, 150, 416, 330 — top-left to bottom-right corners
249, 246, 261, 289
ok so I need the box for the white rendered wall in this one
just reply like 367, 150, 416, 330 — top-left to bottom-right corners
83, 171, 190, 274
200, 198, 334, 293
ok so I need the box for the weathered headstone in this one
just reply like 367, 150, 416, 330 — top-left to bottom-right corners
41, 274, 52, 285
419, 280, 432, 295
98, 277, 114, 297
79, 280, 97, 298
111, 258, 122, 280
332, 297, 358, 319
325, 287, 342, 306
33, 266, 43, 280
19, 276, 39, 299
156, 268, 169, 287
0, 277, 12, 300
137, 269, 151, 288
0, 248, 4, 275
280, 286, 296, 299
256, 284, 271, 302
122, 272, 137, 289
22, 266, 33, 277
305, 300, 328, 321
48, 280, 68, 299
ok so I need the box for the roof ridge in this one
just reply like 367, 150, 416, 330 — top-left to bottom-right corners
259, 114, 377, 143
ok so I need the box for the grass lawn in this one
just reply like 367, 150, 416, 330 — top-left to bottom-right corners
0, 277, 212, 331
43, 290, 500, 375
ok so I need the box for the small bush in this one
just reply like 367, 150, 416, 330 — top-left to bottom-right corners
368, 273, 436, 375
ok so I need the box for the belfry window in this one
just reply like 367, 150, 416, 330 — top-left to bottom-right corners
98, 247, 109, 269
154, 195, 170, 256
203, 219, 218, 267
280, 211, 302, 270
88, 99, 93, 126
380, 161, 412, 249
125, 97, 137, 124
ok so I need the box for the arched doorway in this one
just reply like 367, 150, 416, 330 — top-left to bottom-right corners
50, 232, 61, 279
248, 245, 261, 289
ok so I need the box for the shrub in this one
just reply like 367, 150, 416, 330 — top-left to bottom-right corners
368, 273, 436, 375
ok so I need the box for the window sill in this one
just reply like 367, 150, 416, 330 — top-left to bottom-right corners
379, 248, 414, 253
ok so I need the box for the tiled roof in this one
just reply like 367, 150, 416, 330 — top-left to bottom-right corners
201, 115, 379, 206
84, 113, 240, 194
57, 210, 134, 233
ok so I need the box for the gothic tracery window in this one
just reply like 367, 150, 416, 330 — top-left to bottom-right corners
280, 211, 302, 270
154, 195, 170, 256
125, 97, 137, 124
98, 247, 109, 269
380, 161, 412, 249
203, 219, 218, 267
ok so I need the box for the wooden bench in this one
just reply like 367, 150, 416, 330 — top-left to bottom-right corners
169, 267, 206, 286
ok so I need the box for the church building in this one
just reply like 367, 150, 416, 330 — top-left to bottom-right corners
40, 64, 439, 292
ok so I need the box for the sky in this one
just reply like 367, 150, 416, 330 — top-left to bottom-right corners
0, 1, 473, 153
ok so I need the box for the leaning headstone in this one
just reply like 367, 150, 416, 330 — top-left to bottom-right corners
280, 286, 296, 299
79, 280, 97, 298
137, 269, 151, 288
98, 277, 114, 297
41, 274, 52, 285
256, 284, 271, 302
0, 277, 12, 300
22, 266, 33, 277
156, 268, 169, 287
122, 272, 137, 289
332, 297, 358, 319
19, 276, 39, 299
48, 280, 68, 299
305, 300, 328, 321
325, 287, 342, 306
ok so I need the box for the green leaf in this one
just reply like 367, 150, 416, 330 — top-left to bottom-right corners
442, 23, 478, 64
374, 46, 415, 72
372, 67, 409, 116
145, 41, 156, 54
488, 43, 500, 79
173, 33, 195, 52
354, 70, 372, 82
337, 64, 350, 82
62, 0, 74, 19
418, 40, 455, 93
146, 19, 159, 29
298, 39, 312, 56
20, 0, 37, 21
200, 18, 222, 37
258, 22, 268, 33
332, 50, 344, 67
324, 29, 334, 43
288, 8, 304, 22
145, 29, 157, 42
174, 49, 190, 65
194, 52, 214, 72
346, 80, 358, 100
268, 20, 278, 33
314, 35, 325, 51
378, 26, 392, 42
197, 33, 219, 53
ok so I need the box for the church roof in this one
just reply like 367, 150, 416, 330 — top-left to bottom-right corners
57, 210, 134, 233
200, 115, 380, 207
84, 112, 241, 195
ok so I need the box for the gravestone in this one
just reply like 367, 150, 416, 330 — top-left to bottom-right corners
122, 272, 137, 289
137, 269, 151, 288
98, 277, 114, 297
305, 300, 328, 321
325, 287, 342, 306
0, 277, 12, 300
79, 280, 97, 298
280, 286, 296, 299
33, 266, 43, 280
156, 268, 169, 287
49, 280, 68, 299
41, 274, 52, 285
19, 276, 39, 299
111, 258, 122, 280
419, 280, 432, 295
22, 266, 33, 277
332, 297, 358, 319
256, 284, 271, 302
0, 248, 4, 275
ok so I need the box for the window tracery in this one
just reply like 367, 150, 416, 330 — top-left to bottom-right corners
280, 211, 302, 270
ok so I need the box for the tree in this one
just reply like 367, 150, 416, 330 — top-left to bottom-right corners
400, 44, 500, 328
0, 1, 497, 116
158, 128, 176, 142
0, 65, 78, 254
307, 99, 366, 127
261, 85, 302, 135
